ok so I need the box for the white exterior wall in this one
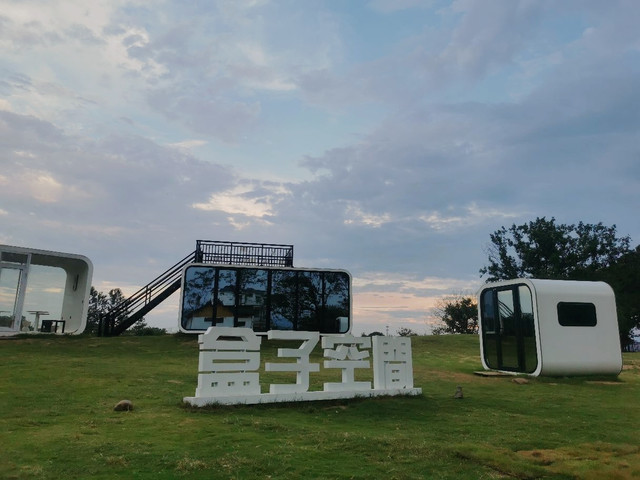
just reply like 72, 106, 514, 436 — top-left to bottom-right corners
479, 279, 622, 376
531, 279, 622, 376
0, 244, 93, 336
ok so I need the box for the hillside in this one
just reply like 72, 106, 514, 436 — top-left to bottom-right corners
1, 334, 638, 479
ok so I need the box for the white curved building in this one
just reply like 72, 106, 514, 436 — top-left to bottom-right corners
0, 244, 93, 336
478, 279, 622, 376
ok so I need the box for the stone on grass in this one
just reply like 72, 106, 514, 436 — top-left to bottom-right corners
114, 399, 134, 411
512, 377, 529, 385
453, 386, 464, 399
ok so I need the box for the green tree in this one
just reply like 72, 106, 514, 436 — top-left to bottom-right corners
431, 295, 478, 334
396, 327, 418, 337
86, 287, 129, 334
480, 217, 631, 281
480, 218, 638, 346
584, 246, 640, 348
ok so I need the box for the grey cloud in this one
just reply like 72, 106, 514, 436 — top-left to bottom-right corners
65, 24, 104, 45
147, 88, 260, 143
0, 111, 241, 278
2, 1, 638, 333
438, 0, 546, 79
276, 49, 640, 277
0, 110, 66, 147
1, 17, 63, 50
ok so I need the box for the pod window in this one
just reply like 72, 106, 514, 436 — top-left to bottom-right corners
557, 302, 597, 327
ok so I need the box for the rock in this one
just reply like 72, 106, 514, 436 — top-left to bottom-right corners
453, 386, 464, 399
114, 399, 134, 411
512, 377, 529, 385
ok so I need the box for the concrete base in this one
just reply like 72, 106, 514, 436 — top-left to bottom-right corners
184, 387, 422, 407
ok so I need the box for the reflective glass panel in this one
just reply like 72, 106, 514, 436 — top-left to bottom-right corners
324, 272, 350, 333
180, 266, 351, 333
270, 270, 297, 330
298, 271, 323, 331
215, 269, 237, 327
480, 290, 499, 369
518, 285, 537, 373
497, 289, 519, 370
0, 267, 21, 330
181, 266, 216, 330
237, 269, 268, 330
23, 265, 66, 333
557, 302, 597, 327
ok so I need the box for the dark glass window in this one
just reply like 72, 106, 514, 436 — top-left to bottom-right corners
237, 269, 268, 331
557, 302, 597, 327
298, 271, 323, 331
181, 266, 215, 330
324, 272, 350, 333
181, 266, 350, 333
215, 269, 237, 326
480, 284, 537, 374
270, 270, 297, 330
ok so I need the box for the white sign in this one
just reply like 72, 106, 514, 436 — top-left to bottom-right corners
184, 327, 422, 406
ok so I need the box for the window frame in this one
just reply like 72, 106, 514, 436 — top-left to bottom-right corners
180, 265, 351, 334
557, 302, 597, 327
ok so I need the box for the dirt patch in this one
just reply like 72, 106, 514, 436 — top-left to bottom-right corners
421, 369, 479, 383
473, 371, 515, 377
519, 443, 640, 479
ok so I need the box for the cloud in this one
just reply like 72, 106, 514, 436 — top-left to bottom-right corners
147, 89, 261, 143
1, 1, 638, 336
192, 182, 291, 229
167, 139, 208, 150
438, 0, 546, 79
343, 202, 391, 228
368, 0, 435, 13
419, 203, 524, 232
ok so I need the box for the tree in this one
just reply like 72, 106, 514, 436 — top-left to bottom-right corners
480, 217, 631, 281
127, 319, 167, 336
86, 287, 129, 334
431, 295, 478, 334
585, 246, 640, 348
480, 218, 638, 345
365, 331, 384, 337
396, 327, 418, 337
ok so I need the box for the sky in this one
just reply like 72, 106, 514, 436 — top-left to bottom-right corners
1, 0, 639, 335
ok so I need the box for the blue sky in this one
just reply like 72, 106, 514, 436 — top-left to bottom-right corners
1, 0, 638, 334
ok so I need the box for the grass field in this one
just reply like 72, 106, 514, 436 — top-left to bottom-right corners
1, 334, 638, 479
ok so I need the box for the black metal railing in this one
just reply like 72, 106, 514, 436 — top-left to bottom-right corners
195, 240, 294, 267
99, 251, 196, 336
99, 240, 295, 336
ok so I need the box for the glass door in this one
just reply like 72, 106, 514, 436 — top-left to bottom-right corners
481, 284, 538, 374
496, 289, 520, 370
0, 267, 22, 332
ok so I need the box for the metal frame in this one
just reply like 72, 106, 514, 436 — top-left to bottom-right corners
195, 240, 294, 267
179, 263, 351, 334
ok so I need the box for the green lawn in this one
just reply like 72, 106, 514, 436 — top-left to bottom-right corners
1, 334, 638, 479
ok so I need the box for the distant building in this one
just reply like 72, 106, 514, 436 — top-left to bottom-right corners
0, 244, 93, 336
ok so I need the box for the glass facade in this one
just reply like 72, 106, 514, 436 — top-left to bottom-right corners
480, 284, 538, 374
181, 265, 350, 334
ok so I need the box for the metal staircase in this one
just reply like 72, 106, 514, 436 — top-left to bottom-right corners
99, 241, 294, 336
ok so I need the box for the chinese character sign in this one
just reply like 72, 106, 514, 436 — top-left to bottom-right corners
184, 327, 421, 406
322, 335, 371, 392
372, 336, 414, 390
265, 330, 320, 394
196, 327, 262, 397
